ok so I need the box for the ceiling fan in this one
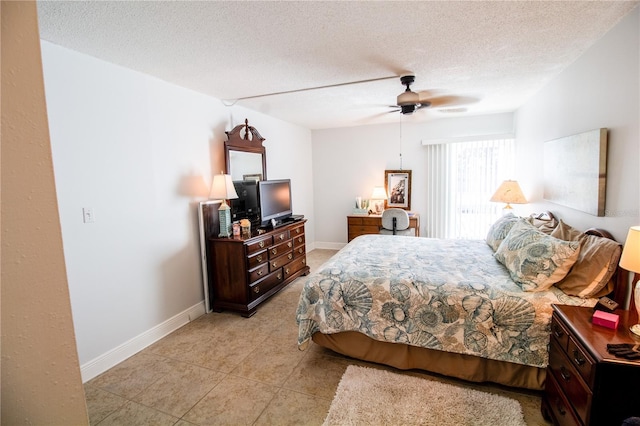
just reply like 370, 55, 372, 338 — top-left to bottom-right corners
391, 74, 479, 115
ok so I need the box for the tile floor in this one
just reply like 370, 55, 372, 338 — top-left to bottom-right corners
85, 249, 550, 425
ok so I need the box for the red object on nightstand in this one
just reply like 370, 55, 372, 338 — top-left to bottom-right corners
592, 310, 620, 329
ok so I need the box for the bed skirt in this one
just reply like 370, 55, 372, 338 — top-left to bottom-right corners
312, 331, 546, 391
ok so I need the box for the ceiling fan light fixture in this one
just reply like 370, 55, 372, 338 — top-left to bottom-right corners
397, 90, 420, 106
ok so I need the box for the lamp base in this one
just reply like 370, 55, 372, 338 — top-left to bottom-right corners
630, 323, 640, 337
218, 205, 232, 238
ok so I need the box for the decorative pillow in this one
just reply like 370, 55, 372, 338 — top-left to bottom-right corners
494, 220, 581, 292
550, 220, 622, 298
486, 212, 519, 252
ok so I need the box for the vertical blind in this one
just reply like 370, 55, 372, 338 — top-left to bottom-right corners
425, 138, 515, 239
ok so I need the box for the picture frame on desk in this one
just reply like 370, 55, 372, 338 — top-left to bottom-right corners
385, 170, 411, 210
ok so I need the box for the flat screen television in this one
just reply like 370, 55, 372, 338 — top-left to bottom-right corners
258, 179, 292, 227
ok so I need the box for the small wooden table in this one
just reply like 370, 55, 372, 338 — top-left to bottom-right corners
347, 213, 420, 242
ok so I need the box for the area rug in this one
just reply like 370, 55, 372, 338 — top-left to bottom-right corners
323, 365, 526, 426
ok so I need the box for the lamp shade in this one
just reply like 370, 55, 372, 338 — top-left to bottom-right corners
620, 226, 640, 274
490, 180, 527, 208
209, 174, 238, 201
371, 186, 388, 200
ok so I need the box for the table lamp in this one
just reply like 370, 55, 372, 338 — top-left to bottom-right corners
490, 180, 527, 211
370, 186, 388, 214
619, 225, 640, 336
210, 173, 238, 238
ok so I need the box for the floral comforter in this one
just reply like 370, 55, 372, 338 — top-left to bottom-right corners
296, 235, 596, 368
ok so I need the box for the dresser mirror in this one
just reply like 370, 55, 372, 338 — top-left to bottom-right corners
225, 119, 267, 181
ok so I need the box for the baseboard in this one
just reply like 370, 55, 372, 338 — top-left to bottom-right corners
80, 301, 206, 382
313, 241, 347, 250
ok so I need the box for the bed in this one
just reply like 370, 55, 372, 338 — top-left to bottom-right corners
296, 213, 628, 390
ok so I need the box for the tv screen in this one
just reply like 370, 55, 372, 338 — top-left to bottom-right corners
259, 179, 292, 226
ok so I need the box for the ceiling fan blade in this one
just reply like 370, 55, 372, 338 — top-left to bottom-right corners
420, 94, 480, 108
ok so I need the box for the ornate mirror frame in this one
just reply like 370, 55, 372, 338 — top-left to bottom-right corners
225, 119, 267, 181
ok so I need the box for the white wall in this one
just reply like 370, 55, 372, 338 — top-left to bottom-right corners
311, 113, 515, 246
40, 41, 314, 379
516, 7, 639, 243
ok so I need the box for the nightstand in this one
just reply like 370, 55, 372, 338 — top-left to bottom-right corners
541, 304, 640, 425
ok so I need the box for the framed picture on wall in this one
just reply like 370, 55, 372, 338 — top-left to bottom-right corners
385, 170, 411, 210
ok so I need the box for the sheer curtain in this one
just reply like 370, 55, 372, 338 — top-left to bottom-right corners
425, 138, 515, 239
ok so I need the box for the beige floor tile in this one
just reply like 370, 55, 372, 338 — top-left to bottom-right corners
182, 375, 277, 425
281, 351, 350, 399
254, 388, 332, 426
97, 400, 179, 426
83, 385, 127, 425
230, 337, 306, 386
132, 361, 226, 418
87, 352, 177, 399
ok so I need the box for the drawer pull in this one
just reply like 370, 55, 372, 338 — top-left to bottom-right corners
288, 254, 293, 260
253, 286, 260, 294
302, 259, 306, 265
296, 228, 301, 234
272, 262, 277, 268
257, 255, 263, 262
279, 235, 285, 240
271, 248, 277, 255
573, 350, 586, 366
298, 248, 303, 254
555, 400, 567, 416
288, 242, 292, 248
257, 270, 263, 276
285, 268, 290, 274
552, 326, 564, 339
277, 273, 282, 280
560, 366, 571, 382
259, 241, 265, 248
298, 237, 303, 243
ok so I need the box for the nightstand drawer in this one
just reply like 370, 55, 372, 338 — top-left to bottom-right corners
247, 249, 267, 270
272, 229, 289, 243
549, 339, 592, 425
567, 336, 595, 387
545, 370, 582, 426
551, 314, 570, 352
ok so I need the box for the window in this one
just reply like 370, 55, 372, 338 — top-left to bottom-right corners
424, 138, 515, 239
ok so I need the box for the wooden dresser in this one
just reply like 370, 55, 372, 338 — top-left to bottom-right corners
347, 213, 420, 242
541, 304, 640, 425
207, 219, 310, 317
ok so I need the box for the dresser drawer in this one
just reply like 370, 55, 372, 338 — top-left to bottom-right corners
270, 251, 294, 271
272, 229, 289, 244
545, 369, 582, 426
551, 314, 570, 352
246, 235, 272, 255
249, 269, 284, 302
293, 244, 306, 259
269, 239, 293, 259
247, 249, 267, 270
567, 336, 595, 388
549, 339, 592, 425
290, 223, 305, 237
283, 256, 307, 279
248, 263, 269, 283
292, 233, 305, 247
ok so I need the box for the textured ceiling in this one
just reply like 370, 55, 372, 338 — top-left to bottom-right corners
36, 1, 638, 129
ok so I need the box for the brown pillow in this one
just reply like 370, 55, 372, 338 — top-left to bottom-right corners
551, 220, 622, 298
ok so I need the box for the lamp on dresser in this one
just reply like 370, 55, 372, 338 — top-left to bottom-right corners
619, 225, 640, 336
210, 172, 238, 238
